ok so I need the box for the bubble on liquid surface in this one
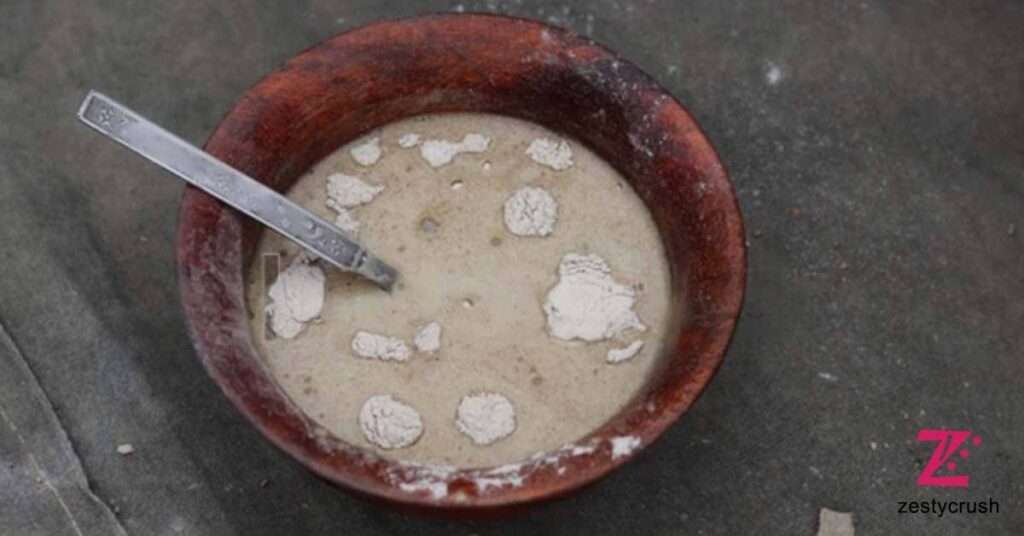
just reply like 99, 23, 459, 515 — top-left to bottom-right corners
420, 217, 439, 234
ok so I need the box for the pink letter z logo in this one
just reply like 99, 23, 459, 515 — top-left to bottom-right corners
916, 429, 981, 488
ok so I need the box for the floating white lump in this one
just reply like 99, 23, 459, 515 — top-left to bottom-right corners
503, 186, 558, 237
325, 173, 384, 236
525, 137, 574, 171
413, 321, 442, 353
455, 392, 517, 445
351, 331, 412, 362
398, 133, 421, 148
543, 253, 645, 342
359, 394, 423, 449
350, 137, 382, 166
420, 133, 490, 167
607, 340, 645, 363
266, 255, 325, 339
326, 173, 384, 208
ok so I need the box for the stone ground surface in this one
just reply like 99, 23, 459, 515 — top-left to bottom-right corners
1, 1, 1022, 534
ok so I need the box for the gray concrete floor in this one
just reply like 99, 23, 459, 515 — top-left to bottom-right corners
1, 1, 1022, 534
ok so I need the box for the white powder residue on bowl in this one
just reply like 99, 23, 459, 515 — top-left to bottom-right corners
420, 133, 490, 167
503, 186, 558, 237
543, 253, 646, 342
607, 340, 645, 363
610, 435, 641, 459
392, 462, 455, 499
525, 137, 574, 171
413, 321, 442, 353
398, 133, 421, 148
359, 394, 423, 449
399, 478, 448, 499
349, 136, 382, 166
326, 173, 384, 208
266, 256, 325, 339
455, 392, 516, 445
351, 331, 411, 362
475, 473, 524, 492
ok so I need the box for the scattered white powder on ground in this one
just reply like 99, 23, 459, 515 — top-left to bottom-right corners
350, 137, 382, 166
398, 133, 421, 148
526, 137, 574, 170
332, 208, 360, 236
413, 321, 442, 353
456, 392, 517, 445
266, 256, 325, 339
420, 133, 490, 167
503, 186, 558, 237
326, 173, 384, 208
610, 436, 641, 459
543, 253, 646, 342
359, 394, 423, 449
607, 340, 645, 363
816, 508, 855, 536
351, 331, 411, 362
765, 62, 784, 87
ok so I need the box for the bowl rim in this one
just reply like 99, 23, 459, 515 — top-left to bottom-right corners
176, 12, 746, 510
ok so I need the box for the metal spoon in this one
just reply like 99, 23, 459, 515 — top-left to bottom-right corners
77, 91, 398, 290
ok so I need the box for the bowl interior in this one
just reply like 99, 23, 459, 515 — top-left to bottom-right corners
177, 14, 745, 509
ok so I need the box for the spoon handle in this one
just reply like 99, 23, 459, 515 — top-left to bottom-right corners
77, 91, 397, 290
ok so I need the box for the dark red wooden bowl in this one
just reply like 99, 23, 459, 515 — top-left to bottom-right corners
176, 13, 745, 510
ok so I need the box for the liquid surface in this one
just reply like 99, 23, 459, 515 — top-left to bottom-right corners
245, 113, 672, 468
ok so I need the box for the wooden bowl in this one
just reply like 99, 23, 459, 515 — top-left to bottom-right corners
176, 13, 745, 510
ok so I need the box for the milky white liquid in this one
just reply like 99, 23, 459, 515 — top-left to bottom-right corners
245, 113, 672, 468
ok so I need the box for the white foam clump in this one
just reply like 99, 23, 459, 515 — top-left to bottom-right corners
266, 255, 325, 339
326, 173, 384, 208
350, 137, 382, 166
351, 331, 412, 362
455, 392, 516, 445
607, 340, 645, 363
359, 394, 423, 449
610, 436, 641, 459
526, 137, 574, 170
398, 133, 421, 148
413, 321, 442, 353
420, 133, 490, 167
325, 173, 384, 237
543, 253, 646, 342
503, 186, 558, 237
